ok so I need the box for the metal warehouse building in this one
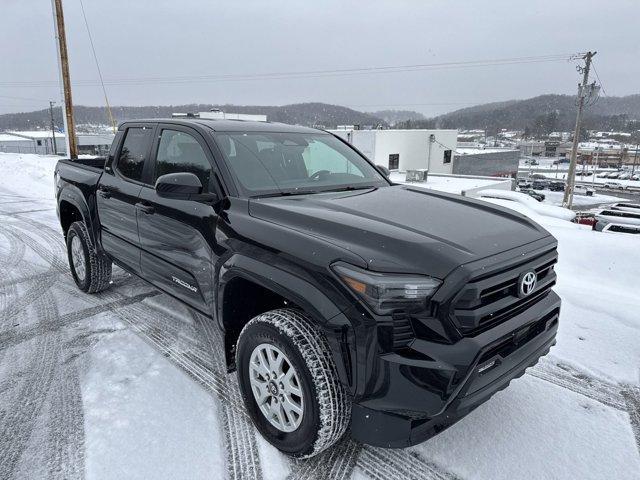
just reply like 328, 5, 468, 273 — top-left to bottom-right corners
329, 128, 519, 177
454, 147, 520, 177
329, 128, 458, 174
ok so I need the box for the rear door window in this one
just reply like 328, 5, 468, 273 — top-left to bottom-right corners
116, 126, 154, 182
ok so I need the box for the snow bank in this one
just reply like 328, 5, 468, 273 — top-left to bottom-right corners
471, 189, 576, 221
0, 153, 58, 199
548, 225, 640, 384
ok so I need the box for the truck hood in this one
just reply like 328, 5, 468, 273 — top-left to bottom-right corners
248, 185, 552, 278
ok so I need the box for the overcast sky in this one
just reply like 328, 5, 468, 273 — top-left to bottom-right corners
1, 0, 638, 117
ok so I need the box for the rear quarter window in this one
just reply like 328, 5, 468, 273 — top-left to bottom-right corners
116, 127, 153, 182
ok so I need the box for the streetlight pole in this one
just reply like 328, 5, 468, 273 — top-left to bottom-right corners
592, 147, 599, 189
49, 101, 57, 155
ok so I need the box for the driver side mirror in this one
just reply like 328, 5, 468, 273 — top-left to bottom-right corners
376, 165, 390, 178
155, 172, 203, 198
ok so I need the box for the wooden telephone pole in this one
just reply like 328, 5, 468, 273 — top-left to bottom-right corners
51, 0, 78, 159
563, 51, 596, 208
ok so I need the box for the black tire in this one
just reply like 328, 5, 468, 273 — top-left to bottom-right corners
236, 309, 351, 458
66, 221, 112, 293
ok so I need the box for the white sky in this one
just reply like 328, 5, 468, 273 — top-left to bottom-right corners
1, 0, 638, 116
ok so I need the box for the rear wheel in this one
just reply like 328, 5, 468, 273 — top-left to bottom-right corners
236, 309, 351, 458
66, 221, 112, 293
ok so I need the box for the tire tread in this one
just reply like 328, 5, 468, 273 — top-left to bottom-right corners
238, 308, 351, 458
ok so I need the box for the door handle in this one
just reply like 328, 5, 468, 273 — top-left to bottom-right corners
97, 185, 112, 198
135, 202, 155, 215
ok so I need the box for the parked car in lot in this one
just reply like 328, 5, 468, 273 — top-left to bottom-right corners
532, 180, 548, 190
599, 223, 640, 235
610, 203, 640, 213
594, 220, 640, 235
530, 173, 547, 180
603, 181, 625, 190
573, 185, 595, 196
596, 172, 610, 178
54, 118, 561, 457
517, 178, 532, 189
617, 172, 631, 180
548, 181, 565, 192
605, 172, 620, 179
594, 208, 640, 226
519, 188, 545, 201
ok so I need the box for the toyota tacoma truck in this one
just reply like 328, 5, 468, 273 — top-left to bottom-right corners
55, 118, 560, 458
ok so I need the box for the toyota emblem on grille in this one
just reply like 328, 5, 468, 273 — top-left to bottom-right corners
518, 271, 537, 298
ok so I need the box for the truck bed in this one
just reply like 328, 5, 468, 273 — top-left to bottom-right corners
58, 157, 106, 171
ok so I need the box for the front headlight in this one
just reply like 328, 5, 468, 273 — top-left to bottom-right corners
332, 263, 441, 315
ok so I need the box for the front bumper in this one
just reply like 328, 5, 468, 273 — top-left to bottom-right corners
349, 290, 560, 448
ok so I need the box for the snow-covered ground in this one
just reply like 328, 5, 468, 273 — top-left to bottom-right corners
1, 153, 639, 480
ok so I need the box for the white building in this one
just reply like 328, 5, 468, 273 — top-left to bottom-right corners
0, 131, 115, 156
329, 128, 458, 174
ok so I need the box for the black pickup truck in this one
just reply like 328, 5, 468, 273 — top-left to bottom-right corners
55, 119, 560, 458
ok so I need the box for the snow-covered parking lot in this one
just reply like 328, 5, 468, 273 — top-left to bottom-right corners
1, 153, 639, 480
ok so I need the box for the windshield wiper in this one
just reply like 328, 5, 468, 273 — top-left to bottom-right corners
323, 185, 378, 193
253, 190, 320, 198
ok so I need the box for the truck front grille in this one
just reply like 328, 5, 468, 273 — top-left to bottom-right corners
452, 248, 558, 336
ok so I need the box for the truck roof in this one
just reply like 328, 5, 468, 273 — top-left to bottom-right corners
119, 118, 322, 134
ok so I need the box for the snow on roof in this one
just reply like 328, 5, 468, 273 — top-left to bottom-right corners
456, 147, 518, 155
8, 130, 65, 139
0, 133, 30, 142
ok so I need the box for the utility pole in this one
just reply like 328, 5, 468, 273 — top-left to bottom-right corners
51, 0, 78, 159
49, 101, 58, 155
563, 51, 596, 208
632, 145, 638, 176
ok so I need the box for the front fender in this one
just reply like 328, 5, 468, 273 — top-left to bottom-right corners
217, 253, 357, 392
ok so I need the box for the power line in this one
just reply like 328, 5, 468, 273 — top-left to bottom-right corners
77, 0, 116, 132
0, 94, 49, 102
0, 53, 581, 88
591, 60, 607, 96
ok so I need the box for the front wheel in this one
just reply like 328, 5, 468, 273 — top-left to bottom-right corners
236, 309, 351, 458
66, 221, 112, 293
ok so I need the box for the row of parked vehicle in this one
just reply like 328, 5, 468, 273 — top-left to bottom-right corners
516, 177, 596, 200
586, 203, 640, 235
596, 171, 639, 180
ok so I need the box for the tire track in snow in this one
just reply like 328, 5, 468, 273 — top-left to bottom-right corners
357, 446, 462, 480
289, 437, 361, 480
112, 298, 263, 479
0, 211, 85, 479
192, 311, 263, 480
0, 222, 64, 325
528, 358, 626, 410
0, 269, 61, 477
0, 291, 161, 352
621, 386, 640, 455
44, 360, 85, 480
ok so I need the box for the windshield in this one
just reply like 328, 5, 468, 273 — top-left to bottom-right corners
214, 132, 389, 196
